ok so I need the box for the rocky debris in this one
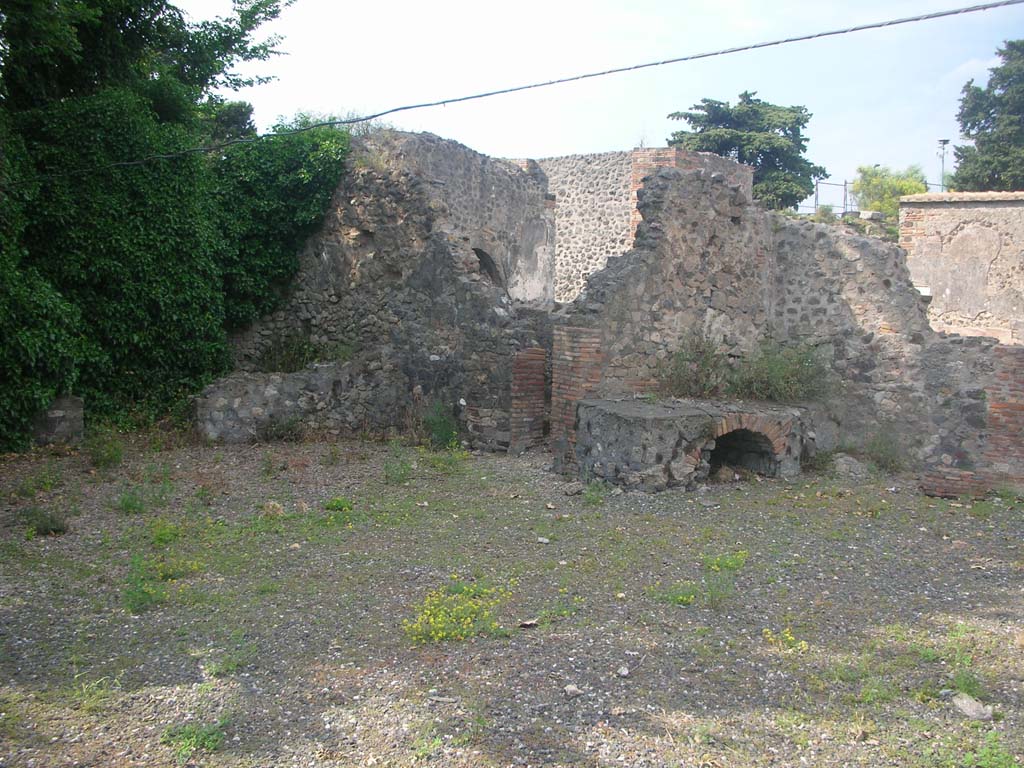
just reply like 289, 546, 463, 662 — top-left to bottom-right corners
832, 453, 870, 479
952, 693, 993, 721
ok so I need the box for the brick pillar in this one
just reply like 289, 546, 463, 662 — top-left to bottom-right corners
983, 345, 1024, 490
550, 326, 605, 472
509, 347, 548, 455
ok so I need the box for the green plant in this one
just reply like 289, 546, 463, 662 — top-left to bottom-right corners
384, 442, 413, 485
122, 554, 167, 614
423, 401, 458, 449
812, 204, 835, 223
702, 550, 749, 572
762, 626, 809, 653
662, 329, 728, 398
20, 506, 67, 538
115, 488, 146, 515
422, 441, 470, 475
963, 731, 1021, 768
257, 415, 305, 443
864, 431, 904, 473
206, 631, 256, 678
148, 518, 181, 548
324, 496, 354, 512
83, 427, 124, 469
702, 571, 737, 608
15, 463, 61, 498
404, 576, 510, 644
70, 673, 122, 714
160, 719, 228, 765
582, 480, 608, 507
953, 668, 986, 699
802, 450, 835, 474
727, 341, 830, 401
650, 581, 699, 606
322, 444, 341, 466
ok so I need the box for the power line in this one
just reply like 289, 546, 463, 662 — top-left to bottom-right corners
7, 0, 1024, 188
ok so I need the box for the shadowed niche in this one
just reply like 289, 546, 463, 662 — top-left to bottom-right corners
709, 428, 778, 476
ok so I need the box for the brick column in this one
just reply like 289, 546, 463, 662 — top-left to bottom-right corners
983, 345, 1024, 490
550, 326, 605, 472
508, 347, 548, 455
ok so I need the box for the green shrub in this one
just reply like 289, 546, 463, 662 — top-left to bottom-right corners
662, 329, 728, 398
650, 581, 699, 606
160, 719, 228, 764
83, 427, 124, 469
404, 577, 510, 644
864, 431, 904, 473
384, 441, 413, 485
20, 506, 67, 538
582, 480, 608, 507
122, 555, 167, 614
727, 341, 830, 401
423, 401, 458, 449
256, 415, 305, 443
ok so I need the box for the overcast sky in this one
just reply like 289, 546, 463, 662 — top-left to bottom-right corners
176, 0, 1023, 209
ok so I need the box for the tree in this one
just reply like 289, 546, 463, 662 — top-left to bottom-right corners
951, 39, 1024, 191
851, 165, 927, 218
667, 91, 828, 210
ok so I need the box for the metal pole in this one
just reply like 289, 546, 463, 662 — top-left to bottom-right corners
843, 181, 848, 214
938, 139, 950, 191
814, 180, 819, 213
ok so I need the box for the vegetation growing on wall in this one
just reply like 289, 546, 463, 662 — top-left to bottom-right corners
662, 331, 831, 402
0, 1, 349, 448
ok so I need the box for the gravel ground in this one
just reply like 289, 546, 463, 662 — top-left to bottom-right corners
1, 434, 1021, 768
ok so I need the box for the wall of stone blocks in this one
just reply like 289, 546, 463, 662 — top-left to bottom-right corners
900, 193, 1024, 344
536, 152, 634, 303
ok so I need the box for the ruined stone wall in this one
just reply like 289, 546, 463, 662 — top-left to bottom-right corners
200, 132, 554, 448
550, 166, 1017, 492
900, 193, 1024, 344
536, 152, 634, 303
536, 148, 755, 303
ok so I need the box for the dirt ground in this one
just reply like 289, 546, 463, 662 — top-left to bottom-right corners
1, 434, 1021, 768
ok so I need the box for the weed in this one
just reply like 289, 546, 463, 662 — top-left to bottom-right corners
802, 450, 835, 474
422, 441, 470, 475
384, 441, 413, 485
702, 550, 749, 572
122, 555, 167, 613
962, 731, 1020, 768
255, 332, 353, 373
856, 676, 898, 704
83, 427, 124, 469
702, 571, 737, 608
762, 626, 809, 653
115, 487, 146, 514
324, 496, 354, 512
952, 668, 986, 699
70, 673, 122, 713
404, 576, 511, 644
650, 581, 699, 606
260, 450, 276, 477
15, 463, 61, 498
160, 719, 228, 764
423, 401, 458, 448
206, 632, 256, 678
864, 431, 904, 473
257, 416, 305, 443
727, 340, 831, 401
582, 480, 608, 507
662, 329, 728, 398
322, 444, 341, 466
255, 580, 280, 596
148, 518, 181, 548
20, 506, 67, 538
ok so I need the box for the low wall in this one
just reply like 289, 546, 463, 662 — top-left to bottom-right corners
900, 192, 1024, 344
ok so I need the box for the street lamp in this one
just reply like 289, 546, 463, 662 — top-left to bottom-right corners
938, 139, 950, 191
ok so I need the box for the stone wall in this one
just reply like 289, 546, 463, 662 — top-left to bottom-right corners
550, 166, 1017, 492
535, 148, 755, 303
536, 152, 634, 303
900, 192, 1024, 344
199, 132, 555, 449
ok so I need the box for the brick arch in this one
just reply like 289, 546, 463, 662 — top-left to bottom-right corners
686, 412, 798, 469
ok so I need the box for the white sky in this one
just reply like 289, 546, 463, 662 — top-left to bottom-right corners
176, 0, 1024, 209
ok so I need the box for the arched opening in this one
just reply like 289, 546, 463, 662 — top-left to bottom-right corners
473, 248, 504, 288
708, 429, 778, 477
